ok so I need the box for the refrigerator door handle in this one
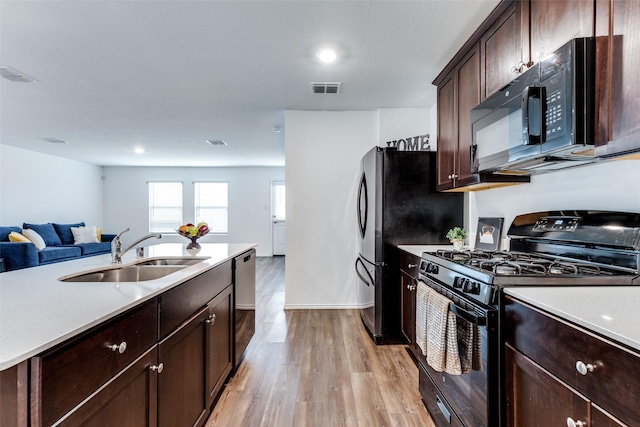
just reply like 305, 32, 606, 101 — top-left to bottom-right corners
357, 173, 368, 239
355, 257, 375, 287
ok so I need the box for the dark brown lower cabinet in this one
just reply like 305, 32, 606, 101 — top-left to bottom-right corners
157, 284, 233, 427
56, 346, 158, 426
205, 285, 233, 407
158, 307, 209, 427
505, 344, 589, 427
505, 297, 637, 427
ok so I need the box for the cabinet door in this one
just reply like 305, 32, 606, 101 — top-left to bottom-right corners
481, 2, 523, 98
529, 0, 594, 63
505, 344, 589, 427
206, 285, 233, 406
436, 72, 457, 190
591, 403, 628, 427
57, 346, 158, 427
400, 270, 416, 345
595, 0, 640, 156
455, 45, 481, 186
158, 307, 209, 427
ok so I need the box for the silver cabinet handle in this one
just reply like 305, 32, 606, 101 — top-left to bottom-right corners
205, 313, 217, 325
150, 363, 164, 374
108, 341, 127, 354
566, 417, 585, 427
408, 263, 417, 268
575, 360, 595, 375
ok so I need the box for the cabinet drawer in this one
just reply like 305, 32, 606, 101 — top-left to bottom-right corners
159, 260, 232, 338
31, 299, 157, 426
399, 250, 420, 277
505, 297, 640, 426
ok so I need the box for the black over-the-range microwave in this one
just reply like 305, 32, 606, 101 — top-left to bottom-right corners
470, 37, 596, 175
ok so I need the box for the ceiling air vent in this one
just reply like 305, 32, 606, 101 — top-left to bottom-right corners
0, 66, 39, 83
41, 138, 67, 144
310, 82, 341, 94
206, 139, 228, 146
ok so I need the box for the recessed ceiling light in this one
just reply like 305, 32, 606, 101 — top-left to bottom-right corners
316, 49, 337, 63
206, 139, 227, 146
272, 125, 282, 133
134, 147, 145, 154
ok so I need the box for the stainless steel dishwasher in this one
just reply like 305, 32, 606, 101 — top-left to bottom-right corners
232, 249, 255, 368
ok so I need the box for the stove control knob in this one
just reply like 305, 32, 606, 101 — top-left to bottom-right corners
463, 281, 480, 295
453, 277, 463, 288
427, 263, 439, 274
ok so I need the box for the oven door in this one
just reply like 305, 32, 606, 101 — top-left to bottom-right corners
416, 275, 499, 427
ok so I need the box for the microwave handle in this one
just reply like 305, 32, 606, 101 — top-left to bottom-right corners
521, 86, 546, 145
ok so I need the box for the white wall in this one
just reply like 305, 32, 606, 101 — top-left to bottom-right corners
468, 160, 640, 247
284, 109, 434, 309
102, 166, 284, 256
0, 145, 104, 226
378, 108, 432, 148
284, 110, 380, 308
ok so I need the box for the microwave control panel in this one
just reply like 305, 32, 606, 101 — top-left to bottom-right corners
543, 68, 568, 140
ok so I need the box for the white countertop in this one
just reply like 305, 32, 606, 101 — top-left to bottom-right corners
505, 287, 640, 353
397, 244, 456, 258
0, 243, 256, 371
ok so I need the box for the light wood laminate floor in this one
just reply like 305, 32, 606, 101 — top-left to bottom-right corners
205, 256, 435, 427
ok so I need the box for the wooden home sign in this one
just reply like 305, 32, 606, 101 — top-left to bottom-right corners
384, 134, 431, 151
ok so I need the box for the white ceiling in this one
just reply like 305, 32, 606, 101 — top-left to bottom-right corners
0, 0, 500, 167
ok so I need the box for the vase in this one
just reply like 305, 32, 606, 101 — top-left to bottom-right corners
451, 239, 465, 251
186, 237, 201, 250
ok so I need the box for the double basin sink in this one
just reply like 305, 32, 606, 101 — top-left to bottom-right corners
58, 257, 209, 283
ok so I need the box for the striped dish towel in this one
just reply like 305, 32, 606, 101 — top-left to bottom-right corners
425, 290, 462, 375
415, 281, 430, 356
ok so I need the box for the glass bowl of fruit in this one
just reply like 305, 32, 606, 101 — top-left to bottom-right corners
177, 222, 209, 250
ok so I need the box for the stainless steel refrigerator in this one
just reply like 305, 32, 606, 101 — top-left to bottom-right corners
355, 146, 463, 344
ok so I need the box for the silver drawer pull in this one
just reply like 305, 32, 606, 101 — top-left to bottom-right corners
108, 341, 127, 354
575, 360, 595, 375
205, 314, 217, 325
408, 263, 417, 268
150, 363, 164, 374
566, 417, 585, 427
407, 284, 416, 291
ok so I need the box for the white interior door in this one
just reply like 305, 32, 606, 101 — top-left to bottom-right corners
272, 182, 286, 256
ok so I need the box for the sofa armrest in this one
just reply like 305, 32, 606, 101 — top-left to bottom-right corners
101, 234, 116, 243
0, 242, 39, 271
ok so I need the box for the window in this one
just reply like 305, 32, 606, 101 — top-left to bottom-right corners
194, 182, 228, 233
272, 182, 286, 221
148, 182, 183, 232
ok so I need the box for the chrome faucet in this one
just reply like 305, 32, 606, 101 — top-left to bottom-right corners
111, 228, 162, 263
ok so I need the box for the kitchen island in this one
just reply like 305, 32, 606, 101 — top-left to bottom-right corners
0, 242, 256, 427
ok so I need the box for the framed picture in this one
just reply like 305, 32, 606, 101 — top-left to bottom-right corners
475, 217, 504, 252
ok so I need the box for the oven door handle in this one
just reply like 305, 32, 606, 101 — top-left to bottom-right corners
449, 303, 487, 326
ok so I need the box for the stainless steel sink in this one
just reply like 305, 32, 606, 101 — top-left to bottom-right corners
135, 257, 207, 266
59, 265, 188, 282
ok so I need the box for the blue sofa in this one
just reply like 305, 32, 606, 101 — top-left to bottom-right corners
0, 223, 116, 272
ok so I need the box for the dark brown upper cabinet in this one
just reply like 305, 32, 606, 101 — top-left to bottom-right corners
595, 0, 640, 158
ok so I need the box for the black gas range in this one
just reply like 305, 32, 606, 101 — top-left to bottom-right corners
415, 210, 640, 427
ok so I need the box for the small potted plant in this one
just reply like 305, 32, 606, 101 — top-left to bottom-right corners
446, 227, 467, 251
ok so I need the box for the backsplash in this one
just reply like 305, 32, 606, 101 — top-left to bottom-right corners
468, 159, 640, 248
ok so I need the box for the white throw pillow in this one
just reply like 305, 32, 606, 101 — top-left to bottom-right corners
71, 226, 99, 244
22, 228, 46, 250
